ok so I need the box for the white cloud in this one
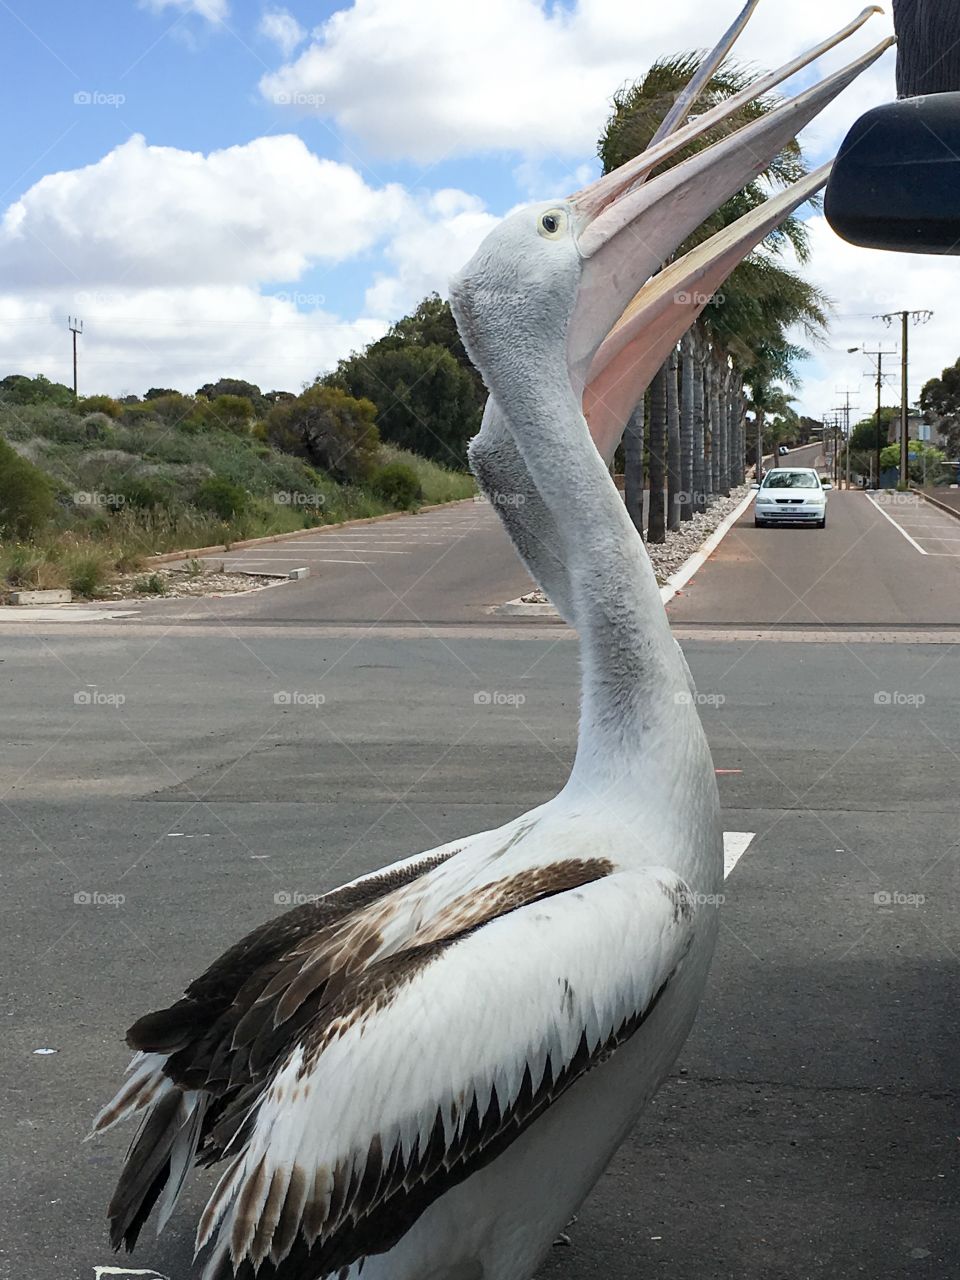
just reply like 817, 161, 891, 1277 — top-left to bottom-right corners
788, 217, 958, 421
258, 9, 306, 57
0, 287, 386, 399
0, 134, 409, 288
364, 189, 500, 316
142, 0, 228, 22
0, 135, 498, 396
259, 0, 896, 165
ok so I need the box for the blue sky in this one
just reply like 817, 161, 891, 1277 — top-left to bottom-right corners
2, 0, 951, 417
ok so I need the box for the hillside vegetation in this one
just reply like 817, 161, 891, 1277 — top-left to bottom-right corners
0, 351, 475, 598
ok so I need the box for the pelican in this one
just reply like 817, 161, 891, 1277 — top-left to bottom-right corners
92, 10, 890, 1280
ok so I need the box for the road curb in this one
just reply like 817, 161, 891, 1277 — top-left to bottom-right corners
910, 486, 960, 523
146, 497, 478, 566
494, 488, 756, 620
660, 488, 756, 607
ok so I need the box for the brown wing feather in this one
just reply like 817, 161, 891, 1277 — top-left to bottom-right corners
209, 956, 683, 1280
108, 852, 455, 1252
107, 851, 625, 1265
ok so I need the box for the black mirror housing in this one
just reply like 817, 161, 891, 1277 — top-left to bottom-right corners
825, 94, 960, 255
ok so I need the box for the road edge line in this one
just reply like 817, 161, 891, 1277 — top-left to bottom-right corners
864, 492, 928, 555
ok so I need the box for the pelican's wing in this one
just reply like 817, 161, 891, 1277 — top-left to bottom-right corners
195, 865, 701, 1280
94, 845, 462, 1251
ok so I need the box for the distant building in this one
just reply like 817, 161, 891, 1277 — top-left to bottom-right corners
886, 413, 948, 448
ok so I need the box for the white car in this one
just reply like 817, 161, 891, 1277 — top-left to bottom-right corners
753, 468, 832, 528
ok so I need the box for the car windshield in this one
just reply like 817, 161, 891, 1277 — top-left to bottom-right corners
762, 472, 819, 489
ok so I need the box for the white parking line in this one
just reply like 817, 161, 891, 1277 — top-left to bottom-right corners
864, 493, 928, 554
225, 557, 376, 567
723, 831, 756, 878
221, 553, 402, 561
285, 546, 412, 554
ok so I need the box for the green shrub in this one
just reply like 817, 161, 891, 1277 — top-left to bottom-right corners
265, 385, 380, 483
133, 572, 168, 596
379, 445, 475, 504
136, 393, 196, 427
0, 543, 68, 591
112, 547, 146, 575
0, 403, 81, 442
0, 373, 75, 408
190, 394, 255, 436
3, 545, 45, 587
64, 547, 112, 598
195, 476, 247, 520
79, 412, 117, 442
77, 394, 122, 419
117, 478, 171, 510
372, 461, 421, 510
0, 438, 56, 538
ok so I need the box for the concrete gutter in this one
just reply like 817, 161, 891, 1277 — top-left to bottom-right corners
146, 497, 478, 566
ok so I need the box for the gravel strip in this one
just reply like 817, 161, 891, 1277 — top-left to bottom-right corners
96, 563, 275, 601
520, 486, 750, 604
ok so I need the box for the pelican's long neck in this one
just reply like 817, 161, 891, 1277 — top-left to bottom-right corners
502, 343, 691, 788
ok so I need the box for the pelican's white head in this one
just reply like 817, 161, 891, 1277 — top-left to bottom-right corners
449, 200, 584, 398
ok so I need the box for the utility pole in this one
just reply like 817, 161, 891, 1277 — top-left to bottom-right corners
860, 346, 897, 488
67, 315, 83, 398
875, 310, 934, 487
823, 412, 842, 486
833, 389, 858, 489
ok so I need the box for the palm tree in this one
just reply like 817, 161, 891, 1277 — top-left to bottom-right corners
623, 399, 646, 538
680, 330, 696, 520
648, 364, 668, 543
598, 53, 828, 523
744, 355, 800, 476
666, 346, 682, 531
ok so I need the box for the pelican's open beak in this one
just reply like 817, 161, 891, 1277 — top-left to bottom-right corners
583, 162, 833, 464
563, 11, 892, 390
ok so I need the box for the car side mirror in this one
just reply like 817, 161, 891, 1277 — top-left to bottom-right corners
825, 94, 960, 254
822, 482, 833, 490
751, 483, 760, 490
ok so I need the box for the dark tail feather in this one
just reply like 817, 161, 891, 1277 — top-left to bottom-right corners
127, 1000, 204, 1054
108, 1086, 182, 1250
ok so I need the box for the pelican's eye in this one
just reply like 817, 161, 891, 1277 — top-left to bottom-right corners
538, 209, 565, 239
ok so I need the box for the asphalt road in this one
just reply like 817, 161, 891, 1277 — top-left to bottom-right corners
155, 499, 536, 626
2, 476, 959, 1280
668, 488, 960, 628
